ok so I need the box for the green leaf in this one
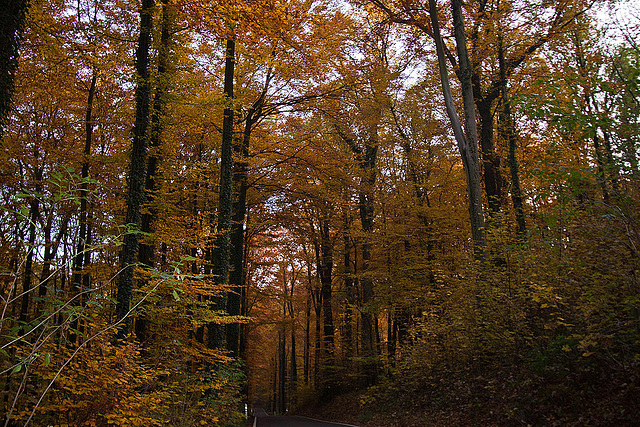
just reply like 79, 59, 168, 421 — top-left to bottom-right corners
44, 353, 51, 366
172, 289, 180, 301
11, 364, 22, 374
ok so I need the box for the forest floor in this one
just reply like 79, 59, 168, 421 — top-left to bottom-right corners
293, 361, 640, 426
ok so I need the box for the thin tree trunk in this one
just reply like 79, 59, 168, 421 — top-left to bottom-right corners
314, 293, 321, 389
115, 0, 154, 336
498, 33, 526, 237
573, 30, 618, 203
388, 311, 397, 361
289, 310, 297, 405
284, 263, 298, 401
271, 355, 277, 414
342, 212, 354, 361
360, 195, 376, 384
82, 212, 92, 291
374, 314, 381, 355
352, 244, 359, 358
69, 72, 97, 345
38, 211, 70, 299
593, 128, 610, 203
20, 170, 41, 324
278, 326, 286, 414
620, 115, 638, 178
391, 104, 435, 260
602, 130, 620, 195
239, 230, 250, 360
304, 262, 312, 385
319, 220, 334, 355
72, 72, 97, 295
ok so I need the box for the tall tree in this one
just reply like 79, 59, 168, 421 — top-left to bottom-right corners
227, 65, 272, 356
497, 29, 526, 236
317, 218, 334, 357
208, 36, 236, 350
0, 0, 29, 135
135, 0, 172, 343
467, 0, 598, 213
139, 0, 172, 270
115, 0, 155, 336
429, 0, 486, 259
71, 71, 97, 298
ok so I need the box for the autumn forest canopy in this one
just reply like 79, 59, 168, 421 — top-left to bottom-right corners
1, 0, 640, 425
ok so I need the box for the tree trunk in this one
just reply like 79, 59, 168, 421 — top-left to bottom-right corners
139, 0, 171, 269
72, 72, 97, 295
239, 231, 250, 359
277, 326, 286, 414
69, 72, 97, 344
20, 169, 41, 324
314, 291, 321, 389
304, 291, 310, 385
136, 0, 171, 343
476, 99, 503, 213
429, 0, 486, 260
387, 311, 395, 360
319, 219, 334, 355
359, 135, 378, 385
207, 38, 235, 350
40, 217, 54, 300
602, 130, 620, 195
498, 33, 526, 237
289, 313, 297, 404
342, 213, 354, 361
271, 355, 277, 414
304, 262, 312, 385
227, 83, 266, 355
0, 0, 29, 135
39, 212, 70, 299
115, 0, 154, 336
620, 114, 638, 178
592, 131, 610, 203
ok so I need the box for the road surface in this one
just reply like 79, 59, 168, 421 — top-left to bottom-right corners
252, 408, 359, 427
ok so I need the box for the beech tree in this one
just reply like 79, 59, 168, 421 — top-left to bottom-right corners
426, 0, 486, 258
0, 0, 29, 134
115, 0, 155, 336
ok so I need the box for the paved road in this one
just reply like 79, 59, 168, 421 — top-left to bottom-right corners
253, 408, 358, 427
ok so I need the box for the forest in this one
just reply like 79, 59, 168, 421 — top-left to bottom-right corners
1, 0, 639, 425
